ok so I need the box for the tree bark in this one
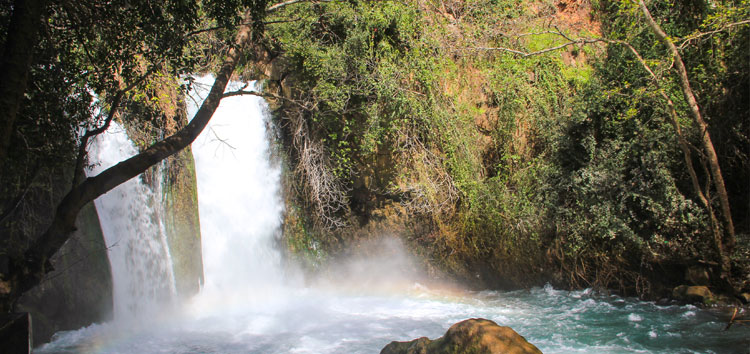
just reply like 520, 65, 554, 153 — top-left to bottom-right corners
613, 39, 729, 280
3, 12, 255, 310
0, 0, 50, 169
638, 0, 736, 278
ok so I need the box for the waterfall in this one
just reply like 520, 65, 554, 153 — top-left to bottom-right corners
36, 76, 750, 354
189, 77, 287, 305
87, 123, 177, 320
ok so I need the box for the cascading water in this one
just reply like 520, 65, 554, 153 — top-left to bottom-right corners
189, 77, 288, 305
86, 123, 176, 320
37, 77, 749, 354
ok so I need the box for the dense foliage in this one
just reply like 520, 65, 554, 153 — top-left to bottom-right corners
266, 0, 749, 296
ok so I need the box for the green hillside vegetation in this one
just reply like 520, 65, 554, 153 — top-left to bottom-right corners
262, 0, 749, 298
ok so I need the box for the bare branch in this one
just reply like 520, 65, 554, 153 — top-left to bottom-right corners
678, 19, 750, 49
0, 161, 40, 225
223, 89, 311, 109
471, 37, 604, 57
222, 89, 267, 99
292, 113, 350, 229
267, 0, 333, 13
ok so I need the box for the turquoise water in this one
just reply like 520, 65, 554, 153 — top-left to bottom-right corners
36, 284, 749, 354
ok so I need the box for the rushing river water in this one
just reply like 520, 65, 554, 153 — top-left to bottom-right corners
35, 284, 750, 354
36, 77, 749, 354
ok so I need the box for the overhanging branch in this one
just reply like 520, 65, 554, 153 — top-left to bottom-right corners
223, 89, 311, 109
9, 10, 258, 306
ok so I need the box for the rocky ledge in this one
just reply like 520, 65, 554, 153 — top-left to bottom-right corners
381, 318, 542, 354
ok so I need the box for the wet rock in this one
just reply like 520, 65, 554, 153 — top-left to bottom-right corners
672, 285, 714, 304
0, 313, 32, 353
161, 146, 204, 299
17, 202, 113, 344
382, 337, 432, 354
381, 318, 543, 354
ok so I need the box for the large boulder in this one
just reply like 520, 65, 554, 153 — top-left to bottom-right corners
381, 318, 542, 354
672, 285, 715, 304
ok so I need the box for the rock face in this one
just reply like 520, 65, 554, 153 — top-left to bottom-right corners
161, 146, 204, 298
381, 318, 543, 354
16, 202, 113, 345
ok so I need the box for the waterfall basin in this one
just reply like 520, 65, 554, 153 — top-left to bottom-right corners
35, 284, 750, 354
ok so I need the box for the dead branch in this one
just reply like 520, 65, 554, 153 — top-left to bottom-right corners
289, 108, 350, 228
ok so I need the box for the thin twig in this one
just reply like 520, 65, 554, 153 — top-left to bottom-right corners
472, 37, 604, 57
267, 0, 334, 12
222, 89, 311, 109
679, 19, 750, 49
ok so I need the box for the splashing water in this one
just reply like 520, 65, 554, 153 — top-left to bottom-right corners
189, 77, 292, 309
37, 77, 749, 353
86, 123, 176, 321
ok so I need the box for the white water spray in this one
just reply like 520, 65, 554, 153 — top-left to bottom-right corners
87, 123, 176, 320
189, 77, 290, 307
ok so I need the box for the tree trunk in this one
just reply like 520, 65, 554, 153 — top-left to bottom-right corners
639, 0, 736, 279
2, 12, 255, 311
0, 0, 50, 168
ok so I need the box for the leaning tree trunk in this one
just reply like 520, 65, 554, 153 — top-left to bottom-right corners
0, 0, 50, 169
639, 0, 736, 279
1, 12, 255, 312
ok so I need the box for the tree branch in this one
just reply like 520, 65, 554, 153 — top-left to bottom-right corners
8, 9, 258, 306
468, 30, 605, 57
223, 89, 311, 109
0, 161, 40, 225
71, 61, 164, 189
267, 0, 334, 13
639, 0, 736, 259
678, 19, 750, 49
